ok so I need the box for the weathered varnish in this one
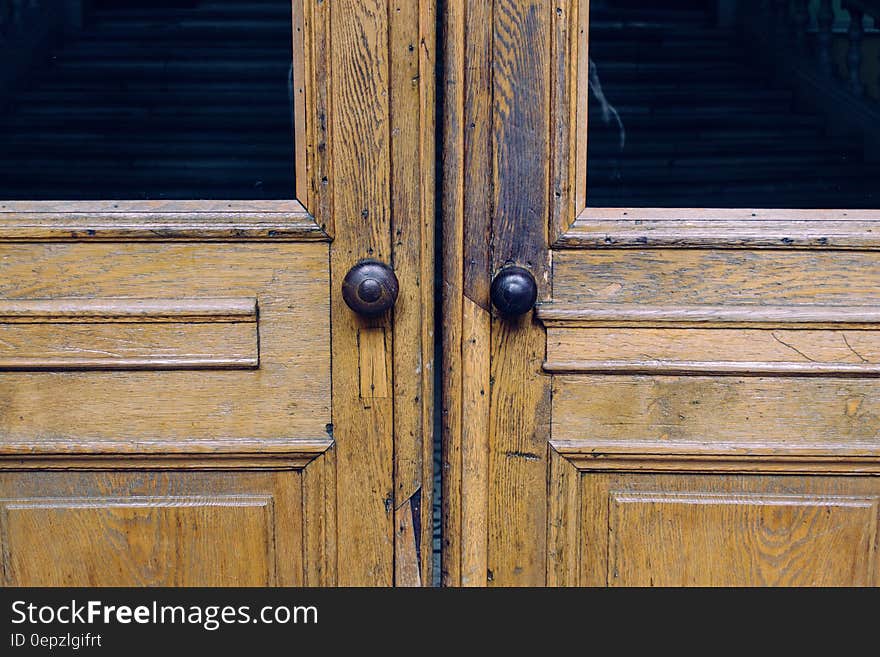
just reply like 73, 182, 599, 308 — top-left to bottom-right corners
0, 0, 435, 587
442, 0, 880, 587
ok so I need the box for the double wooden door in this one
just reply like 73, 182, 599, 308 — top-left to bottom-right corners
4, 0, 880, 587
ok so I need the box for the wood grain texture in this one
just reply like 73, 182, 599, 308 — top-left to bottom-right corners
0, 470, 305, 586
359, 327, 390, 405
462, 0, 493, 309
329, 0, 395, 586
545, 327, 880, 375
389, 0, 436, 587
0, 0, 436, 587
488, 0, 553, 587
440, 0, 463, 585
607, 489, 879, 586
549, 0, 589, 243
538, 303, 880, 328
302, 445, 337, 586
552, 439, 880, 474
0, 201, 325, 241
301, 0, 332, 234
291, 0, 309, 205
0, 243, 329, 453
443, 0, 556, 586
553, 249, 880, 306
437, 0, 498, 585
0, 298, 259, 370
565, 468, 880, 586
414, 0, 436, 588
5, 496, 279, 585
560, 209, 880, 249
547, 446, 581, 586
0, 323, 258, 371
553, 375, 880, 445
460, 298, 490, 586
315, 0, 435, 586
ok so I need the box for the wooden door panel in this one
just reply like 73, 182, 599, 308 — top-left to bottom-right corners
0, 236, 339, 585
552, 249, 880, 306
0, 298, 259, 370
0, 242, 329, 451
441, 0, 880, 587
0, 468, 333, 586
549, 466, 880, 587
553, 375, 880, 446
0, 0, 435, 586
606, 488, 876, 587
542, 276, 880, 585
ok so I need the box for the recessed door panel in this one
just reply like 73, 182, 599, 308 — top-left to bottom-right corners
0, 470, 320, 586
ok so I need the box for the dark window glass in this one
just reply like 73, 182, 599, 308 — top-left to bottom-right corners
586, 0, 879, 208
0, 0, 295, 200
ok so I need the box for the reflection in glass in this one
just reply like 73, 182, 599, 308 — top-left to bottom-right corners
586, 0, 879, 208
0, 0, 295, 200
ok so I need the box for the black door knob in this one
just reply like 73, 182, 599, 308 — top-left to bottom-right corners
491, 266, 538, 317
342, 259, 399, 317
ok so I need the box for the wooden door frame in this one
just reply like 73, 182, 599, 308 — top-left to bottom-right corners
0, 0, 435, 587
440, 0, 880, 587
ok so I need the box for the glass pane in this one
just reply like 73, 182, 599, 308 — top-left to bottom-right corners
586, 0, 880, 208
0, 0, 295, 200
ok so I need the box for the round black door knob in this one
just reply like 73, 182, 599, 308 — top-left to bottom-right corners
491, 266, 538, 317
342, 259, 399, 317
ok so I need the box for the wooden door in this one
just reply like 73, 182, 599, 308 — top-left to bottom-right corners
441, 0, 880, 586
0, 0, 435, 587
